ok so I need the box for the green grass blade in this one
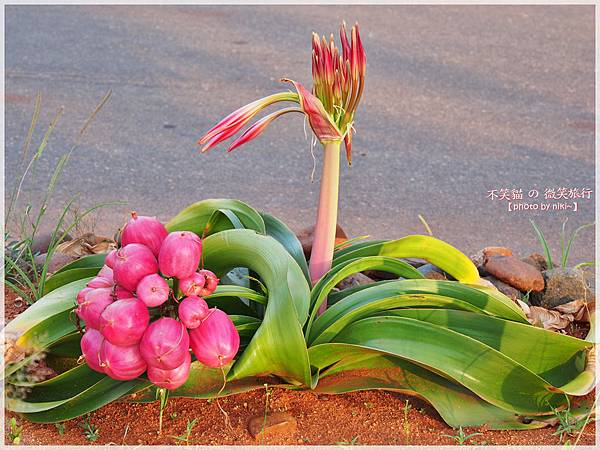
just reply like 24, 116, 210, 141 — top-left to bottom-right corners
529, 220, 554, 269
563, 223, 594, 267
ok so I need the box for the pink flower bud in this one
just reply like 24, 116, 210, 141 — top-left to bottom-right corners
158, 232, 202, 279
121, 212, 168, 257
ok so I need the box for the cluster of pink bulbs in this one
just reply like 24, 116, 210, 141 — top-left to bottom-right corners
76, 212, 240, 390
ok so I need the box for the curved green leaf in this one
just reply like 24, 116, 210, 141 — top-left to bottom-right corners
332, 316, 564, 414
202, 229, 311, 386
166, 199, 266, 236
261, 211, 310, 283
331, 235, 480, 284
43, 268, 101, 295
306, 256, 423, 335
54, 254, 105, 274
309, 344, 548, 430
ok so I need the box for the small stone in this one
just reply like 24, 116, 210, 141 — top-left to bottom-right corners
34, 252, 77, 273
484, 255, 545, 292
521, 253, 548, 272
484, 276, 521, 301
417, 263, 447, 280
336, 272, 375, 290
483, 247, 513, 259
296, 224, 347, 259
530, 267, 594, 309
248, 412, 297, 440
31, 231, 71, 255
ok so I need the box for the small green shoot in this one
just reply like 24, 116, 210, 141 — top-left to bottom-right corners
170, 418, 198, 445
78, 415, 99, 442
336, 435, 360, 445
9, 417, 23, 444
402, 399, 412, 445
442, 426, 482, 445
54, 422, 65, 435
551, 399, 592, 444
418, 214, 434, 236
530, 219, 594, 270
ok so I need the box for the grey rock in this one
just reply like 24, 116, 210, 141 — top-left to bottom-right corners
531, 267, 595, 308
484, 276, 521, 301
336, 272, 375, 290
31, 231, 71, 255
34, 252, 78, 273
417, 263, 448, 280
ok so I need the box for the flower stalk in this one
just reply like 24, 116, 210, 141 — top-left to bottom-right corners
197, 22, 366, 313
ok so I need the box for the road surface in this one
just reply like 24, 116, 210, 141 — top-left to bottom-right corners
5, 5, 595, 263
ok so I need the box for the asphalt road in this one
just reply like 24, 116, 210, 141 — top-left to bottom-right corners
5, 5, 595, 264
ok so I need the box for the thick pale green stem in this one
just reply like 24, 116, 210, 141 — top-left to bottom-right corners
309, 141, 341, 314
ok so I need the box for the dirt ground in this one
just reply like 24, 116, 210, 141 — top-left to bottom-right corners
3, 288, 597, 446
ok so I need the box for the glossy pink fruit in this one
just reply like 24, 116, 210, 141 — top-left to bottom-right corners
139, 318, 190, 370
178, 296, 209, 329
76, 288, 114, 329
136, 273, 170, 307
99, 298, 150, 346
158, 232, 202, 279
77, 287, 93, 305
190, 309, 239, 368
105, 249, 117, 268
80, 329, 105, 373
98, 265, 114, 282
114, 286, 133, 299
121, 212, 168, 257
100, 340, 147, 381
198, 269, 219, 296
179, 272, 206, 297
113, 243, 158, 291
87, 276, 113, 289
147, 351, 191, 390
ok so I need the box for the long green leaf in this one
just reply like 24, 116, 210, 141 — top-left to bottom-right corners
201, 229, 311, 386
306, 256, 423, 336
332, 316, 564, 414
261, 211, 310, 283
166, 199, 266, 236
381, 308, 591, 390
309, 344, 549, 430
43, 268, 101, 295
53, 253, 105, 274
332, 235, 480, 284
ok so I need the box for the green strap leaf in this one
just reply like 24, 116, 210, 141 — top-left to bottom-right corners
309, 344, 550, 430
260, 212, 310, 283
332, 235, 480, 284
306, 256, 423, 336
202, 229, 311, 386
166, 199, 266, 235
43, 268, 101, 295
382, 308, 591, 391
332, 316, 564, 415
53, 254, 105, 274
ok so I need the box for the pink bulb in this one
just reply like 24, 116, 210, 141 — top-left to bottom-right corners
113, 243, 158, 291
136, 274, 170, 307
139, 318, 190, 370
97, 265, 114, 283
76, 288, 114, 330
80, 329, 105, 373
190, 309, 239, 368
121, 212, 168, 257
147, 351, 191, 390
198, 269, 219, 296
100, 340, 147, 381
178, 296, 209, 329
87, 276, 113, 289
158, 232, 202, 279
105, 249, 117, 269
114, 286, 133, 299
99, 298, 150, 346
77, 287, 93, 305
179, 272, 206, 297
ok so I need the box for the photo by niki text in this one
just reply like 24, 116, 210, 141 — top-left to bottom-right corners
486, 187, 593, 212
